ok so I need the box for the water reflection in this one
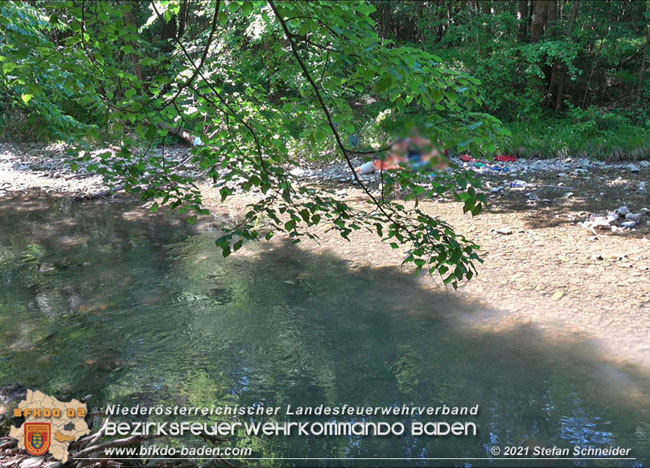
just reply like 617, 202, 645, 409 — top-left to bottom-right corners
0, 195, 648, 466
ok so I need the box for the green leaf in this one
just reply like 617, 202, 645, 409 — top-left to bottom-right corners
2, 62, 17, 73
145, 125, 157, 141
376, 75, 393, 93
241, 1, 254, 15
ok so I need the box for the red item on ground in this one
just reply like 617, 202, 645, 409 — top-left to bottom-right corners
460, 154, 475, 162
495, 154, 518, 162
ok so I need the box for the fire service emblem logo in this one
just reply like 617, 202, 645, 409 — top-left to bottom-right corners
24, 422, 51, 456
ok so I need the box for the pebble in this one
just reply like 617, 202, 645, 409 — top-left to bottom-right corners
0, 143, 187, 197
1, 141, 649, 215
581, 204, 649, 232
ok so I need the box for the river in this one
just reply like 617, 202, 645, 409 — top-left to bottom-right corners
1, 195, 649, 466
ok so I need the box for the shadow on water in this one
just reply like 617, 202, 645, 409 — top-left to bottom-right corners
0, 194, 649, 467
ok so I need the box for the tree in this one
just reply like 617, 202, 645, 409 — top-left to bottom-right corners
0, 1, 508, 287
554, 0, 580, 110
530, 0, 552, 43
518, 0, 529, 40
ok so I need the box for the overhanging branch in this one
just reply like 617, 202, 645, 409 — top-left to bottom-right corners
268, 0, 408, 232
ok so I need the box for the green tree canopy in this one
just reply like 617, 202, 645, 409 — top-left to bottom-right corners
0, 1, 510, 286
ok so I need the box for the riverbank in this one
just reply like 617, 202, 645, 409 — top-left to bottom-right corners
0, 143, 107, 197
203, 169, 650, 372
207, 157, 650, 375
1, 143, 649, 372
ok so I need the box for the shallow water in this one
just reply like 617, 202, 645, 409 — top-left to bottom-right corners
0, 195, 649, 467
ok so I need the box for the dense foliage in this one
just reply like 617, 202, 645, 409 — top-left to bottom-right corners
0, 0, 507, 286
374, 0, 650, 159
1, 1, 648, 285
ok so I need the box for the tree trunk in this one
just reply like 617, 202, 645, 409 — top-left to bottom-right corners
518, 0, 529, 40
530, 0, 552, 43
547, 0, 557, 28
545, 0, 560, 105
177, 0, 189, 39
555, 0, 580, 109
123, 4, 143, 82
437, 1, 446, 42
638, 23, 650, 98
158, 121, 196, 146
160, 5, 178, 51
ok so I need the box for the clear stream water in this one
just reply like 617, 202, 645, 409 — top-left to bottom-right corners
0, 195, 649, 467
